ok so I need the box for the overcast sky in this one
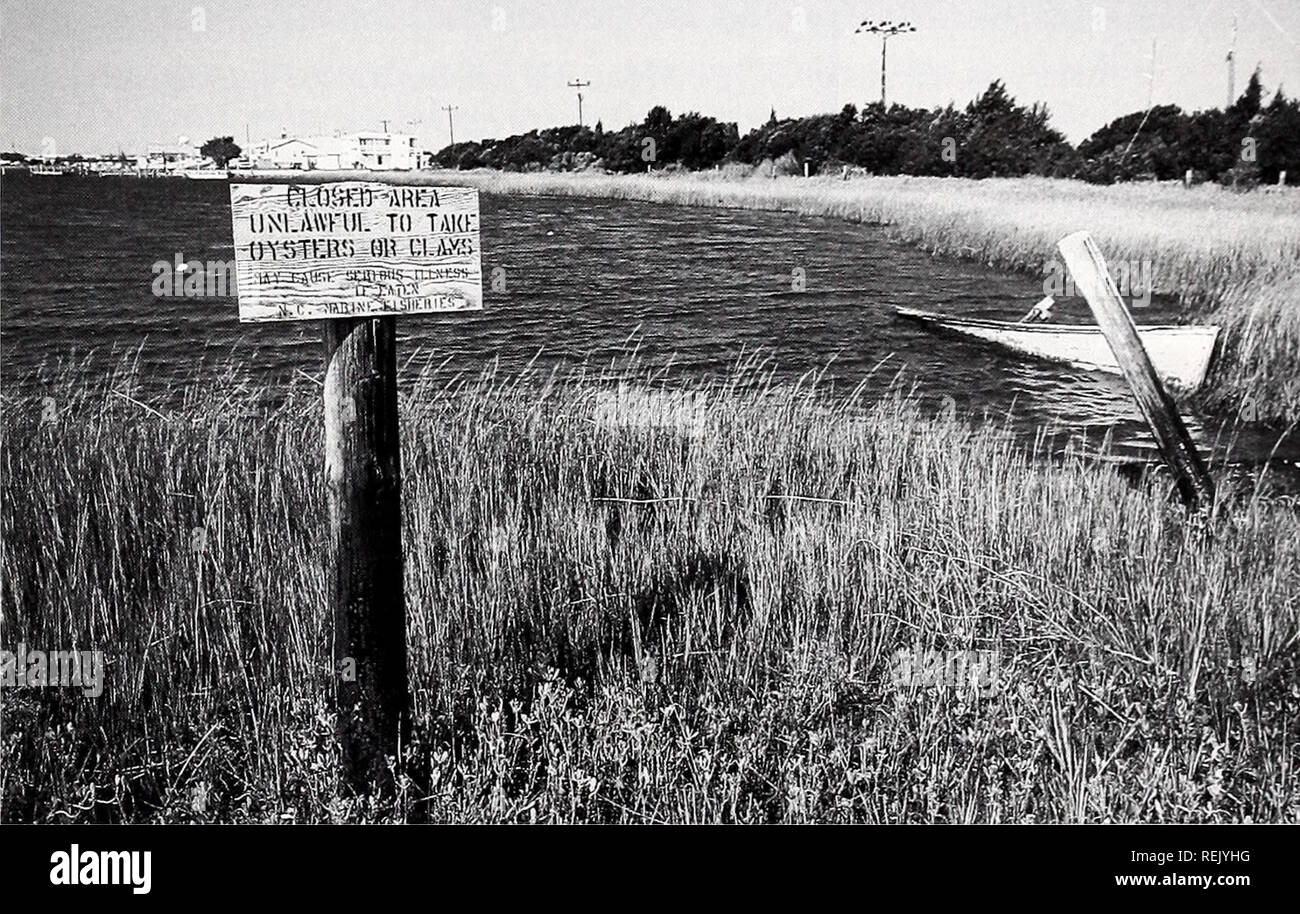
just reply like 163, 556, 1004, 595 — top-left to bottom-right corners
2, 0, 1297, 155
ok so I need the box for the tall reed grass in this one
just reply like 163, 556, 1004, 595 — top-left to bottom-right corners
436, 169, 1300, 422
4, 365, 1298, 822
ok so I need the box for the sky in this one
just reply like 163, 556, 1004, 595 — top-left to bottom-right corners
2, 0, 1297, 156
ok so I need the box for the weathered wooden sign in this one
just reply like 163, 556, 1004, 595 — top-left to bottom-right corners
223, 175, 493, 802
229, 181, 482, 321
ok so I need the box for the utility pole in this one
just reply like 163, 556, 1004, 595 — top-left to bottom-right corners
855, 20, 916, 108
380, 119, 390, 133
1144, 38, 1158, 110
441, 105, 458, 146
567, 78, 591, 127
1226, 16, 1237, 108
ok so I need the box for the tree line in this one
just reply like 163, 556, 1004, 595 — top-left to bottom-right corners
432, 71, 1299, 187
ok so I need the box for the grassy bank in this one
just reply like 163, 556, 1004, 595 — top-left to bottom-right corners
434, 169, 1300, 423
4, 367, 1298, 822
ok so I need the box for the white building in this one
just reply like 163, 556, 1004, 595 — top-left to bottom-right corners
249, 131, 418, 171
348, 132, 417, 170
138, 142, 204, 173
250, 136, 334, 170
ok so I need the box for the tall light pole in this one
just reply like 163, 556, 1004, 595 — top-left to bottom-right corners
567, 78, 591, 127
441, 105, 458, 146
855, 19, 916, 108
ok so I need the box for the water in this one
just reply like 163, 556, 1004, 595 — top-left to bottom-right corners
2, 173, 1295, 478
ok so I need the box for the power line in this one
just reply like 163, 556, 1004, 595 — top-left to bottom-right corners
1124, 38, 1159, 159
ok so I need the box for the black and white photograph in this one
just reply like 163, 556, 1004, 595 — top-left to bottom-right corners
0, 0, 1296, 887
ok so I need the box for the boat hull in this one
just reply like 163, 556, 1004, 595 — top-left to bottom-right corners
896, 308, 1218, 390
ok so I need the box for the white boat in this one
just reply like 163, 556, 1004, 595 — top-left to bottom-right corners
29, 164, 65, 176
896, 307, 1219, 390
183, 168, 229, 180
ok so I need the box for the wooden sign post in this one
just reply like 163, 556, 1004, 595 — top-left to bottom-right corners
230, 177, 482, 796
1057, 231, 1215, 510
323, 315, 406, 795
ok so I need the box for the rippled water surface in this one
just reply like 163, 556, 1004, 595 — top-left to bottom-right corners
3, 173, 1294, 473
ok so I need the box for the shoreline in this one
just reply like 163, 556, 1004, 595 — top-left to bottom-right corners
419, 168, 1300, 425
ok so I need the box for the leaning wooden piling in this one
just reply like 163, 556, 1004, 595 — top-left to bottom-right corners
1057, 231, 1216, 510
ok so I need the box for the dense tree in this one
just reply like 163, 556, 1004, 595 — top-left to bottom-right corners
1256, 88, 1300, 184
1081, 105, 1191, 180
1075, 68, 1297, 186
199, 136, 241, 167
427, 73, 1297, 186
644, 106, 674, 135
957, 81, 1074, 178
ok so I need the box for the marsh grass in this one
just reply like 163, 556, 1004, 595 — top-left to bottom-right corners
1201, 272, 1300, 423
3, 361, 1298, 822
437, 169, 1300, 422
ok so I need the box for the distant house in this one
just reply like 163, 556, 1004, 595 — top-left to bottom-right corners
250, 136, 342, 170
349, 132, 417, 170
249, 131, 418, 171
139, 143, 203, 173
